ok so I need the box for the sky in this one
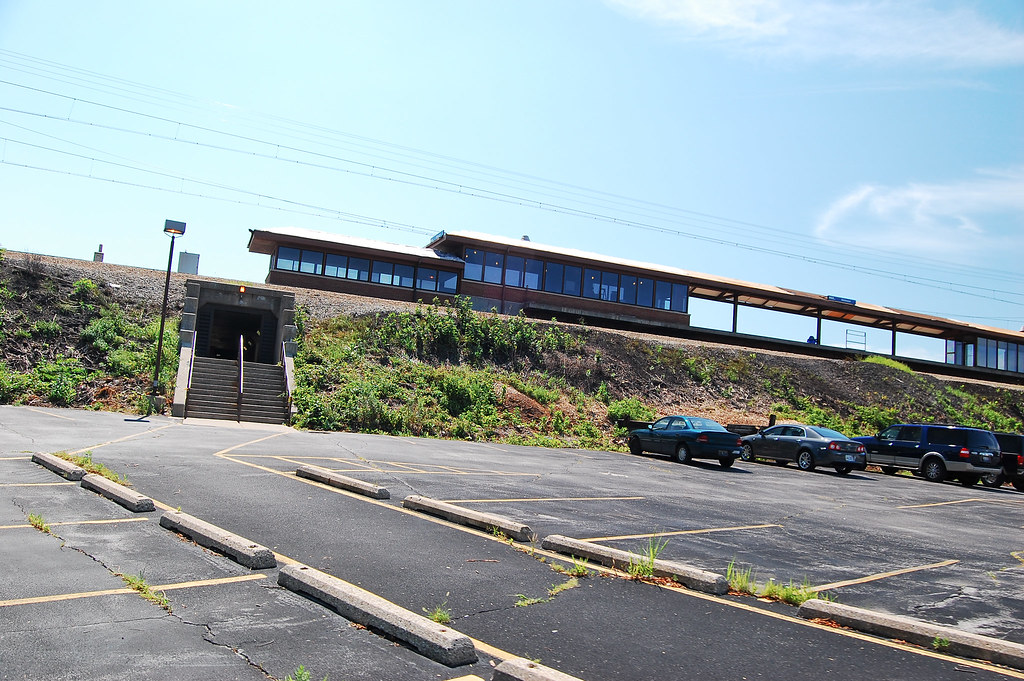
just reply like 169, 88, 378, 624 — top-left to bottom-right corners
1, 1, 1022, 361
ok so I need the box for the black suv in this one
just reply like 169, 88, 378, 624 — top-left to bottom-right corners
853, 424, 1002, 485
984, 432, 1024, 492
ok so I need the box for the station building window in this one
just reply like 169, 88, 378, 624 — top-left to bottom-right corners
274, 246, 451, 293
460, 246, 689, 314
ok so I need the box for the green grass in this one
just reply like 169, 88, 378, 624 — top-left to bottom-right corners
932, 636, 951, 652
117, 572, 170, 611
759, 578, 825, 606
28, 513, 51, 534
423, 597, 452, 624
552, 556, 591, 578
54, 451, 130, 486
726, 560, 757, 595
860, 355, 914, 373
284, 665, 327, 681
627, 535, 669, 579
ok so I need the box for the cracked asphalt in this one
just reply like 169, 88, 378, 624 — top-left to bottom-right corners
2, 405, 1023, 680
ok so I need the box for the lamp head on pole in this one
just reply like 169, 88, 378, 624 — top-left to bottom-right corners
163, 219, 186, 237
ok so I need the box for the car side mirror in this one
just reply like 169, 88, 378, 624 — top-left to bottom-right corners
647, 424, 653, 431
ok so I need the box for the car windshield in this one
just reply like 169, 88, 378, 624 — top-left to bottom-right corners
686, 418, 726, 432
809, 426, 848, 440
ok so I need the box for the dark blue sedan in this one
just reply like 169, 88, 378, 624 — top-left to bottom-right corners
628, 416, 743, 468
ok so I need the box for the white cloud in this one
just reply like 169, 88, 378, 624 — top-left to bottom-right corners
606, 0, 1024, 66
814, 167, 1024, 256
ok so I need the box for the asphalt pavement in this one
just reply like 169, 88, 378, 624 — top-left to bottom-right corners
2, 405, 1022, 681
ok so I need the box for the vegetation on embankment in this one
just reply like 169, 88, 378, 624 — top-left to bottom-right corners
0, 250, 178, 412
0, 249, 1021, 446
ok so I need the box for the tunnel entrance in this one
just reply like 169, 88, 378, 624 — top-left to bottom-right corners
196, 305, 278, 364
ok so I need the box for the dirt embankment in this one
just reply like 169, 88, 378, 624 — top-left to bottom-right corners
2, 250, 1021, 433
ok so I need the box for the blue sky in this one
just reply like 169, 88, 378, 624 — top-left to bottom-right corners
1, 1, 1022, 360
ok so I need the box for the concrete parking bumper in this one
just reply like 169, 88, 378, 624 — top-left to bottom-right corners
31, 451, 86, 480
278, 563, 478, 667
159, 510, 277, 569
541, 534, 729, 595
403, 495, 534, 542
295, 464, 390, 499
799, 598, 1024, 670
80, 473, 155, 512
493, 657, 585, 681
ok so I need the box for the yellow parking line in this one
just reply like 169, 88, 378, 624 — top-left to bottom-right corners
1012, 552, 1024, 566
0, 574, 266, 607
203, 451, 1024, 676
812, 560, 959, 591
0, 517, 148, 530
68, 423, 176, 455
0, 482, 75, 487
583, 524, 781, 542
899, 498, 1024, 509
0, 455, 31, 460
26, 408, 76, 420
450, 496, 646, 504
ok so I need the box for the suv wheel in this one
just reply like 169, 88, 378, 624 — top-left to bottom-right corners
797, 451, 815, 472
981, 473, 1005, 487
922, 459, 946, 483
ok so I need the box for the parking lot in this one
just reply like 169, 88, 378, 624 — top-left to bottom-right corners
2, 405, 1022, 680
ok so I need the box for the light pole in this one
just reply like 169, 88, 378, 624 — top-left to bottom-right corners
152, 219, 186, 400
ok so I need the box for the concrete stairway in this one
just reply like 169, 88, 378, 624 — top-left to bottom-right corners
185, 357, 290, 425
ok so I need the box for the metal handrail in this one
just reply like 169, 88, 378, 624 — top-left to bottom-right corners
236, 335, 244, 422
281, 339, 292, 411
183, 330, 198, 417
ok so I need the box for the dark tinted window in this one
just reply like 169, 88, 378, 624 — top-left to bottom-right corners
483, 251, 504, 284
394, 264, 415, 288
544, 262, 564, 293
878, 426, 900, 441
967, 430, 998, 449
438, 270, 458, 294
654, 281, 671, 310
416, 267, 438, 291
637, 278, 654, 307
583, 269, 601, 299
926, 428, 967, 447
505, 256, 524, 287
619, 275, 637, 304
897, 426, 922, 441
347, 257, 370, 281
563, 265, 582, 296
299, 250, 323, 275
524, 259, 543, 290
276, 247, 301, 271
324, 254, 347, 278
464, 248, 484, 281
371, 261, 394, 285
995, 433, 1023, 454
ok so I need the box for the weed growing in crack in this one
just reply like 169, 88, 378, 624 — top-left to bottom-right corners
932, 636, 951, 652
284, 665, 327, 681
423, 596, 452, 624
117, 572, 170, 612
759, 578, 824, 606
627, 535, 668, 579
548, 577, 579, 597
552, 555, 591, 578
726, 559, 756, 595
28, 513, 51, 534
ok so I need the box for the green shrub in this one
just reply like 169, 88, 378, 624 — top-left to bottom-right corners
607, 397, 655, 423
32, 320, 61, 338
71, 278, 99, 300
